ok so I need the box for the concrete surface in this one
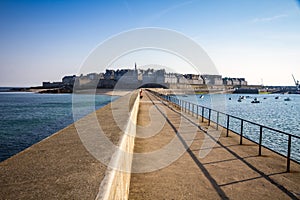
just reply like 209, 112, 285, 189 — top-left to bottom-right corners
0, 91, 137, 200
129, 91, 300, 200
97, 91, 139, 200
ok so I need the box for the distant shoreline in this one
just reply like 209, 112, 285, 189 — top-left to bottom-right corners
1, 85, 299, 95
0, 87, 131, 96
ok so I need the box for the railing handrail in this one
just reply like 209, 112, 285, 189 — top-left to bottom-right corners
161, 92, 300, 139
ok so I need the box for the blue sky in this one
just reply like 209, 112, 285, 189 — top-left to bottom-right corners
0, 0, 299, 86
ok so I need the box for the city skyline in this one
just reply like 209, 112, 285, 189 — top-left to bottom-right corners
0, 0, 300, 86
41, 66, 248, 89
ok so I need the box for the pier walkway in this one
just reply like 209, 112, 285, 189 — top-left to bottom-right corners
0, 92, 137, 199
129, 91, 300, 200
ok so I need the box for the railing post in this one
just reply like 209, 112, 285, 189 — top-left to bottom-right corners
193, 104, 195, 117
180, 100, 183, 112
181, 100, 183, 111
185, 101, 187, 113
193, 103, 195, 116
259, 126, 263, 156
216, 112, 219, 130
208, 109, 211, 126
196, 105, 199, 119
287, 135, 292, 172
202, 107, 204, 122
187, 102, 189, 114
240, 119, 244, 145
226, 115, 230, 137
192, 104, 195, 117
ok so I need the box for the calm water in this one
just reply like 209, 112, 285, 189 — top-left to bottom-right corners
0, 92, 118, 162
177, 94, 300, 162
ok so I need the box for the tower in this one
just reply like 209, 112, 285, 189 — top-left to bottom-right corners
134, 62, 138, 80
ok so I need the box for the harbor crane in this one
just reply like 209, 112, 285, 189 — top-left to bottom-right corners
292, 74, 299, 90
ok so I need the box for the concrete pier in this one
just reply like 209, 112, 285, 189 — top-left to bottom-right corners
0, 90, 299, 199
129, 91, 300, 200
0, 91, 138, 199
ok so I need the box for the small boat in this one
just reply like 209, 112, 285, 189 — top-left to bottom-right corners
251, 98, 260, 103
237, 97, 242, 102
275, 96, 279, 99
284, 97, 291, 101
263, 97, 267, 99
199, 95, 204, 99
229, 97, 232, 100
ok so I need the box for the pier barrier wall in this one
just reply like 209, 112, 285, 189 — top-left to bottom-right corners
96, 91, 140, 200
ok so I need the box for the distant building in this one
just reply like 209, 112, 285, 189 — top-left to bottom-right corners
87, 73, 99, 80
142, 69, 165, 84
114, 68, 139, 89
178, 74, 188, 84
42, 81, 63, 88
103, 70, 114, 80
115, 69, 138, 82
99, 73, 105, 79
183, 74, 204, 85
223, 77, 248, 86
156, 69, 165, 83
201, 75, 223, 85
62, 75, 76, 86
239, 78, 247, 86
164, 73, 178, 84
223, 77, 233, 85
97, 79, 116, 88
42, 63, 248, 89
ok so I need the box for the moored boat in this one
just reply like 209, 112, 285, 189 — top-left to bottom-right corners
251, 98, 260, 103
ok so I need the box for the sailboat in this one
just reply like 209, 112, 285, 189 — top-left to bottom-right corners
292, 74, 300, 94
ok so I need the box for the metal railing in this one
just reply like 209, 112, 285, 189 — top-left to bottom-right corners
149, 90, 300, 172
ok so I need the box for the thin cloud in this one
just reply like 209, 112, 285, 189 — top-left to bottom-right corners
123, 0, 132, 16
142, 1, 194, 25
252, 14, 288, 23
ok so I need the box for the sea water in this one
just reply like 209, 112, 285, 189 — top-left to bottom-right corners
0, 92, 118, 162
